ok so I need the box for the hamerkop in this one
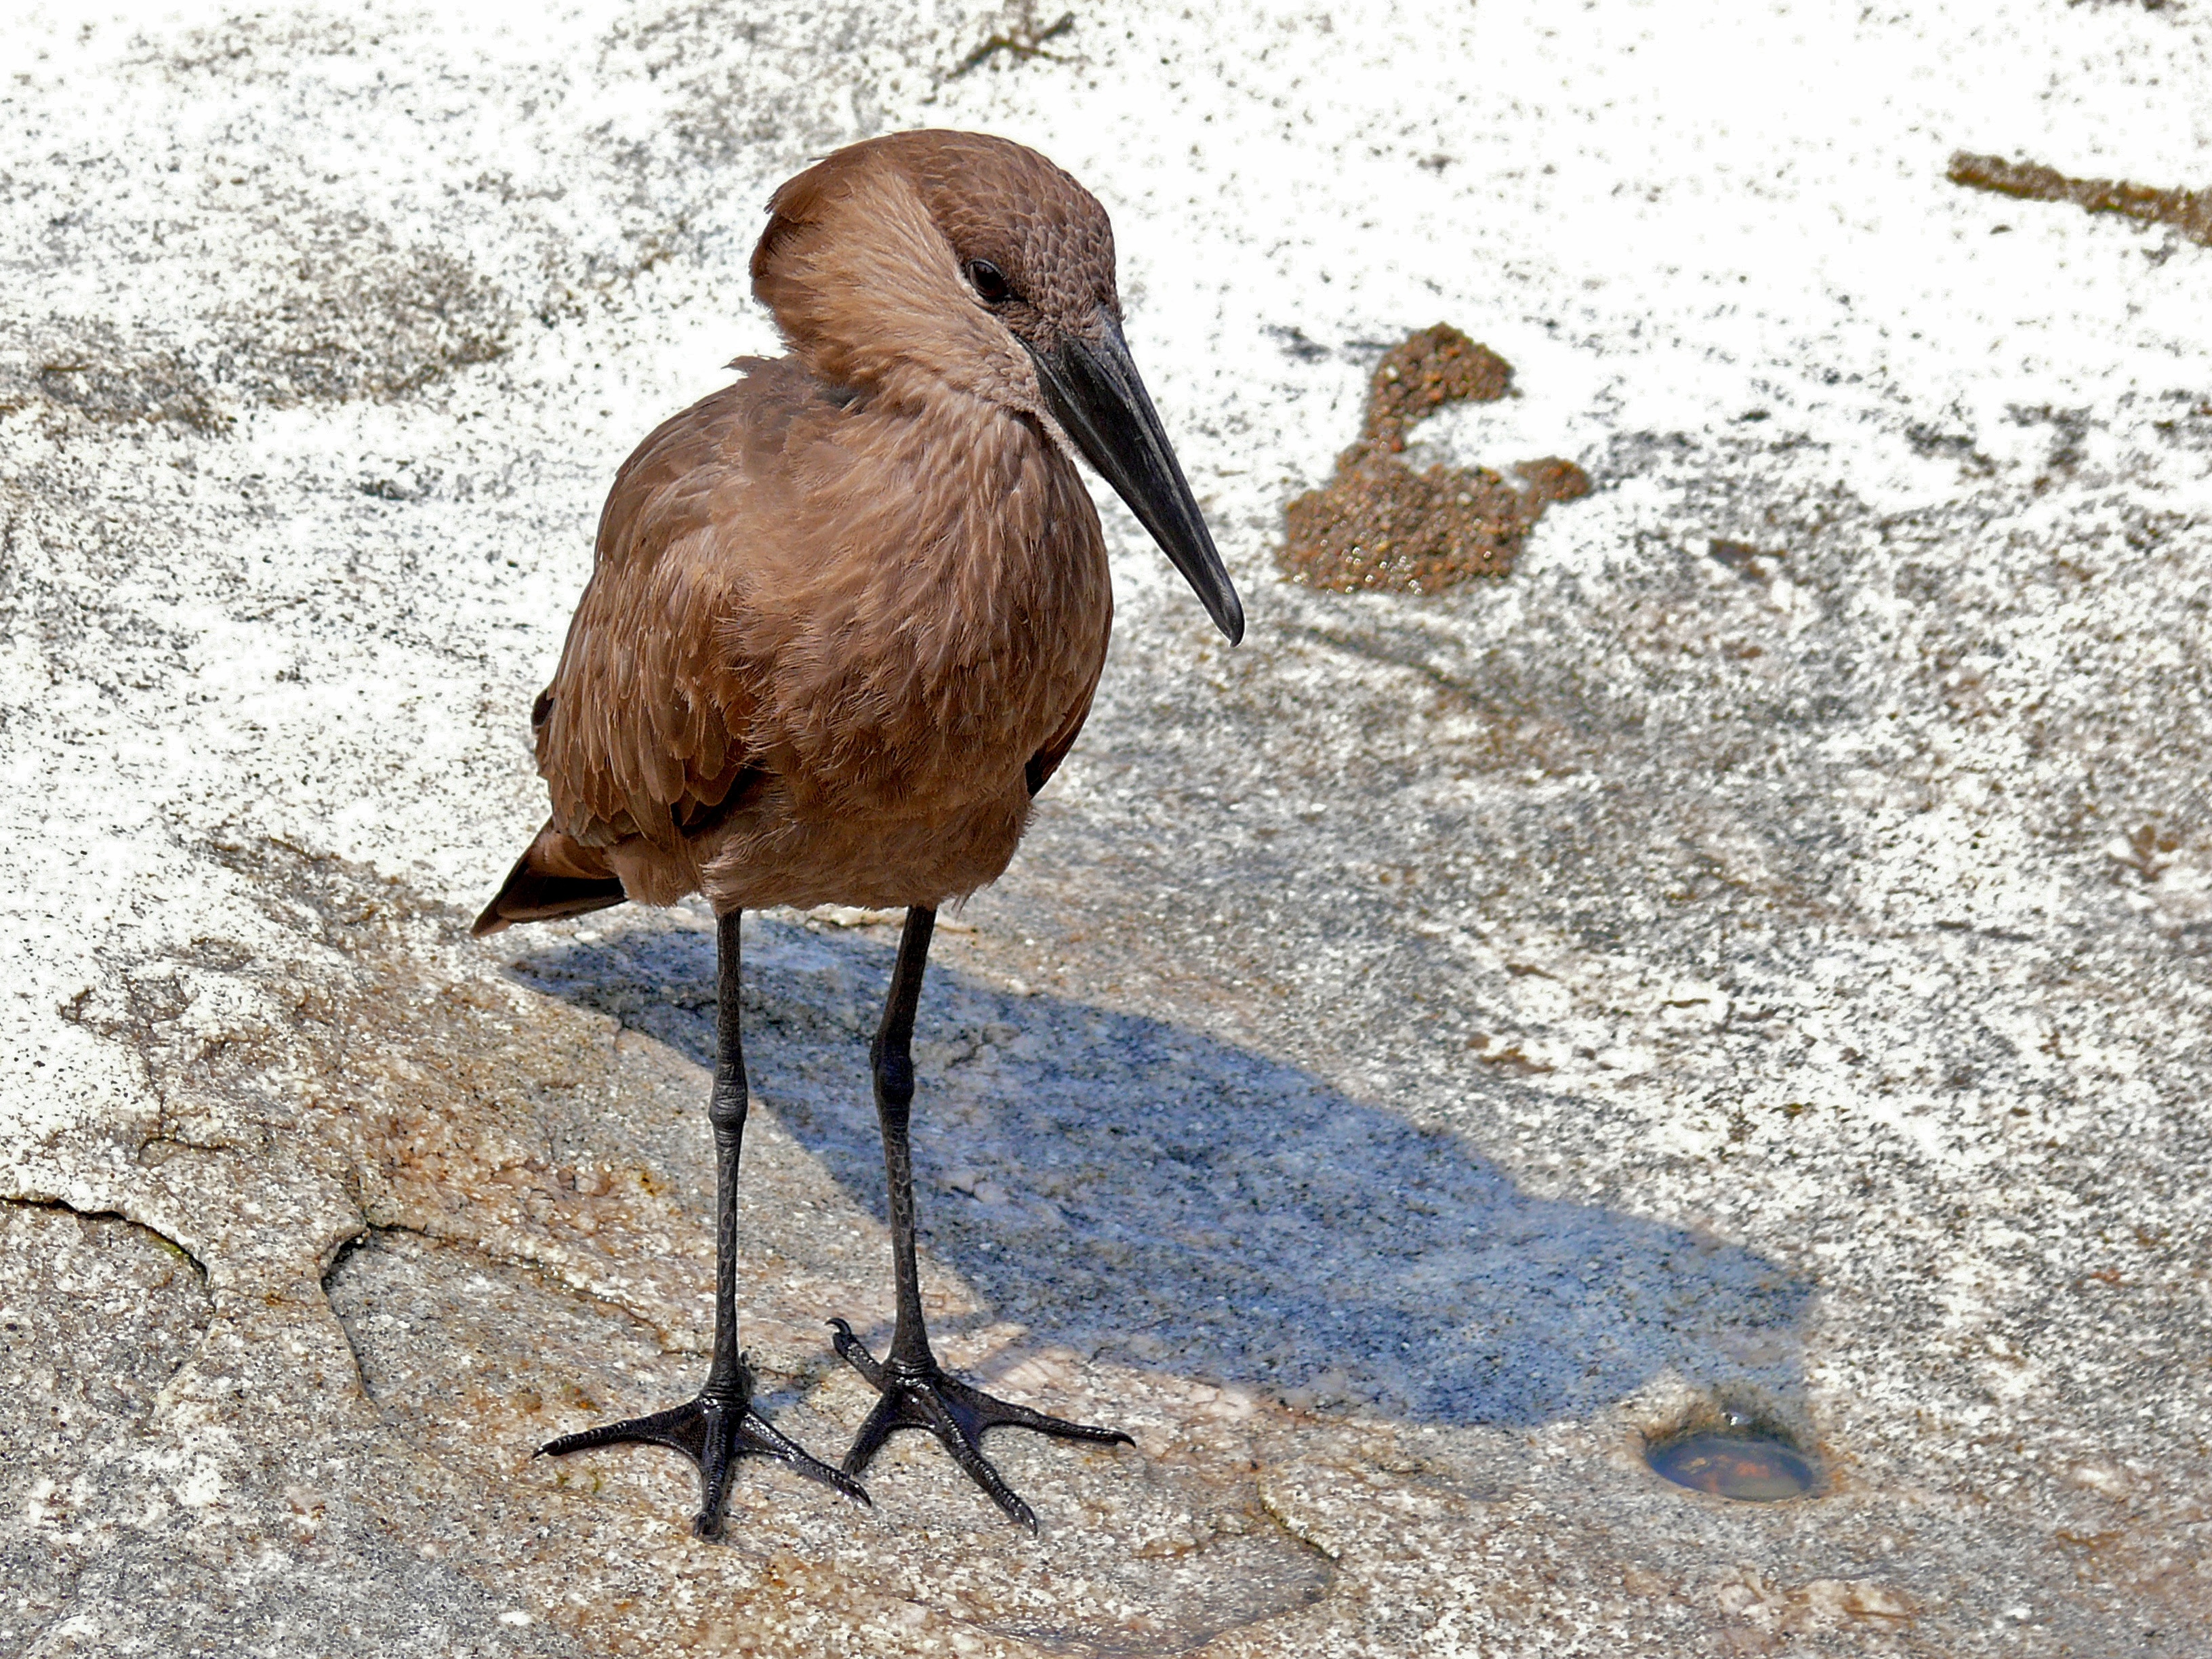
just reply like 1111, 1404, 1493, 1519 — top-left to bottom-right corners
473, 130, 1243, 1535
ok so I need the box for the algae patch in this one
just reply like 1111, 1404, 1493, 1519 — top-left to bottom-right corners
1279, 325, 1590, 596
949, 1, 1076, 77
3, 238, 511, 432
1949, 151, 2212, 247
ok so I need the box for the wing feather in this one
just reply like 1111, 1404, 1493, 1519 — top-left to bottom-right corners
1025, 680, 1097, 798
533, 367, 814, 849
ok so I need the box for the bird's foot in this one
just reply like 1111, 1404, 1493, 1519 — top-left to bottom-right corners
829, 1318, 1132, 1530
537, 1370, 867, 1538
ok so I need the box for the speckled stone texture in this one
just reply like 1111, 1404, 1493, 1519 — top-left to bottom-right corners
3, 2, 2209, 1654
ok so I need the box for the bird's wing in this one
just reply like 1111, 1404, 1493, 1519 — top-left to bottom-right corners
533, 367, 812, 850
1025, 678, 1098, 798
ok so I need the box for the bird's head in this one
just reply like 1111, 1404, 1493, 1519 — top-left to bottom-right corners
751, 129, 1243, 644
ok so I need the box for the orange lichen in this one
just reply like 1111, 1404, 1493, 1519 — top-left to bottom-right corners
1279, 325, 1590, 596
1363, 325, 1515, 451
1948, 151, 2212, 246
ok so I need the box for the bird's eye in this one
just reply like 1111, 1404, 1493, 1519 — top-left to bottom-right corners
964, 259, 1013, 304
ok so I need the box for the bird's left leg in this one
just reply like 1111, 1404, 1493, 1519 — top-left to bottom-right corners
830, 905, 1131, 1530
537, 908, 865, 1537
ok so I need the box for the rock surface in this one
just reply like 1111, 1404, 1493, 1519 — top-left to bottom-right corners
3, 1, 2209, 1654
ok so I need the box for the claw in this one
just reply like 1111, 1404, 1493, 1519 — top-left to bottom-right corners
830, 1326, 1130, 1529
540, 1387, 868, 1538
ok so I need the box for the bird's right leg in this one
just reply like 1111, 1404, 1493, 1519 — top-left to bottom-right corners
830, 906, 1131, 1530
537, 908, 866, 1538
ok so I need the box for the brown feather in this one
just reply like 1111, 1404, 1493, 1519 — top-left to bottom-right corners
471, 821, 626, 935
487, 132, 1121, 923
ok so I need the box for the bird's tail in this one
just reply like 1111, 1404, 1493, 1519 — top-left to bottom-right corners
471, 821, 628, 937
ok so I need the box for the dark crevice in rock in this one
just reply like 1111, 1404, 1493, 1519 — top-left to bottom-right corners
318, 1226, 382, 1405
0, 1197, 216, 1416
0, 1191, 210, 1287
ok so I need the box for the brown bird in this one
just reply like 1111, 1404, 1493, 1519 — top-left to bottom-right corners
473, 129, 1242, 1536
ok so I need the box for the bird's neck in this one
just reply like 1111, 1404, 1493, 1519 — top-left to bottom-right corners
837, 378, 1103, 606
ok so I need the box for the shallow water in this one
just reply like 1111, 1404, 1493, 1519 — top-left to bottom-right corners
1646, 1430, 1818, 1502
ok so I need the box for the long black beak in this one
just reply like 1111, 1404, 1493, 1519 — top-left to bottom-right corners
1027, 319, 1244, 644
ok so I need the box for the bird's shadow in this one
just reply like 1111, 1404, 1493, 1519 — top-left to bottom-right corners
516, 912, 1811, 1432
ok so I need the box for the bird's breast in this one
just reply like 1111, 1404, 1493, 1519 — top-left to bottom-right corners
750, 401, 1112, 819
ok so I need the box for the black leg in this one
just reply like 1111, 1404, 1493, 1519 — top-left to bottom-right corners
538, 909, 866, 1536
830, 906, 1131, 1530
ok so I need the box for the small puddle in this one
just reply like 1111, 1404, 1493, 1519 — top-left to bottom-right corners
1646, 1429, 1818, 1502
